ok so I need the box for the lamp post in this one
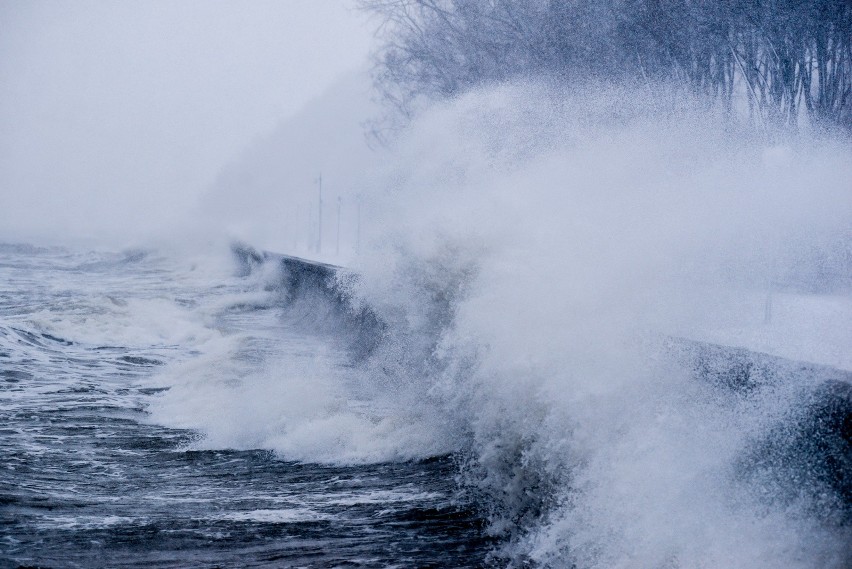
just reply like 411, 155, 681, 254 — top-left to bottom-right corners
336, 196, 341, 256
356, 194, 362, 253
316, 174, 322, 254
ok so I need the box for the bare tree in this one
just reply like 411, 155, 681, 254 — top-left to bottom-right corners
360, 0, 852, 134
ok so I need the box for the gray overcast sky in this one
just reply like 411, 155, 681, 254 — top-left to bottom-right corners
0, 0, 374, 245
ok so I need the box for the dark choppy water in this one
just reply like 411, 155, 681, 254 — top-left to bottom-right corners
3, 242, 850, 569
0, 244, 491, 568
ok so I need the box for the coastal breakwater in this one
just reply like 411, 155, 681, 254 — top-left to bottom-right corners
231, 241, 852, 529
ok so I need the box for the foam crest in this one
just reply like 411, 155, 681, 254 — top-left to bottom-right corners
140, 80, 849, 566
145, 329, 455, 464
342, 82, 851, 566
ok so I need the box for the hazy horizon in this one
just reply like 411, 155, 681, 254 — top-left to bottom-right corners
0, 0, 374, 246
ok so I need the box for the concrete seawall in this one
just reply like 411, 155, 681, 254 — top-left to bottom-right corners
231, 241, 851, 516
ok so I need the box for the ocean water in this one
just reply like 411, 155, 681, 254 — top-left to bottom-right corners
0, 244, 491, 568
3, 240, 849, 569
3, 85, 852, 569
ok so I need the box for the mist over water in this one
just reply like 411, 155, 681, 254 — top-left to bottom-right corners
349, 83, 851, 567
2, 2, 848, 567
138, 81, 852, 566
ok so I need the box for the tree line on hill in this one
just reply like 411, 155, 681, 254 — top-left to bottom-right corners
360, 0, 852, 133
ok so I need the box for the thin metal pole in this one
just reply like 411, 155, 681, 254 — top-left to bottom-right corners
336, 196, 341, 256
316, 174, 322, 254
356, 194, 361, 253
